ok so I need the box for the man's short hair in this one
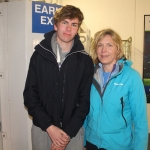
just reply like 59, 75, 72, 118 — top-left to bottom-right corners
54, 5, 84, 27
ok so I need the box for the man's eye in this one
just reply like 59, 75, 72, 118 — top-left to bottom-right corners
72, 24, 77, 27
62, 21, 67, 24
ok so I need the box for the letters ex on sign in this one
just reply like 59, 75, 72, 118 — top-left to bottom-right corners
32, 1, 62, 34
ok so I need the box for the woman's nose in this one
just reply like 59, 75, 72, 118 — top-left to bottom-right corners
101, 45, 107, 52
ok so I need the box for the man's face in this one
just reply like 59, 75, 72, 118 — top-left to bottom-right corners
54, 18, 79, 44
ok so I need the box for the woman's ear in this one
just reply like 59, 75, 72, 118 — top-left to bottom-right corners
116, 48, 120, 54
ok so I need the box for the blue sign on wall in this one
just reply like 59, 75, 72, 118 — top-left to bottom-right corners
32, 1, 62, 34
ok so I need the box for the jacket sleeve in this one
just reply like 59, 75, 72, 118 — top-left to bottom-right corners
63, 57, 94, 138
129, 70, 148, 150
23, 52, 53, 130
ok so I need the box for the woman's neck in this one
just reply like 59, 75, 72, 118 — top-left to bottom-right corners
102, 64, 116, 72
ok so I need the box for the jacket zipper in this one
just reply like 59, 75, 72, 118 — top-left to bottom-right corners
120, 97, 127, 127
101, 64, 124, 98
41, 44, 88, 127
101, 79, 127, 127
59, 51, 86, 127
40, 45, 64, 126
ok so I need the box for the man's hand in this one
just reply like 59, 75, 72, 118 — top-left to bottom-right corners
46, 125, 70, 147
50, 142, 67, 150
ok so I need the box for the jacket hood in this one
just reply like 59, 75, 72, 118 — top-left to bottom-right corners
34, 30, 85, 56
95, 58, 133, 72
118, 58, 133, 67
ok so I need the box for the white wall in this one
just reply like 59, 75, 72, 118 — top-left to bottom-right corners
0, 1, 31, 150
0, 3, 12, 150
0, 4, 8, 150
7, 1, 29, 150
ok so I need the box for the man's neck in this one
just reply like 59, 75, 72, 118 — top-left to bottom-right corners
56, 37, 73, 52
60, 42, 73, 52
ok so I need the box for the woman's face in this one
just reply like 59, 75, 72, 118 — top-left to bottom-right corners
96, 34, 118, 68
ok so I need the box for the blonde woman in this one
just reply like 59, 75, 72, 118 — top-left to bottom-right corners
84, 29, 148, 150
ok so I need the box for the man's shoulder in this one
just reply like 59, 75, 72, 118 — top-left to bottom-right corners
78, 51, 93, 61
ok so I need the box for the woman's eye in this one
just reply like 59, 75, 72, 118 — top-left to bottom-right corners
97, 44, 102, 48
108, 44, 112, 47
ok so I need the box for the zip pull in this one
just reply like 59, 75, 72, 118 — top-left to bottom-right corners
57, 45, 61, 64
120, 97, 124, 106
120, 97, 127, 127
60, 119, 62, 128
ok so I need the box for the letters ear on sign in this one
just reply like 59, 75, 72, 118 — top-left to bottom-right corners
32, 1, 62, 34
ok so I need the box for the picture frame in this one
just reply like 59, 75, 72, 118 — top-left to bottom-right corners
143, 15, 150, 103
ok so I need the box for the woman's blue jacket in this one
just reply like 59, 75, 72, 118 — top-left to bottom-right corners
84, 59, 148, 150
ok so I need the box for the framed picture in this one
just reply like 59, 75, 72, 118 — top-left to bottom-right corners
143, 15, 150, 103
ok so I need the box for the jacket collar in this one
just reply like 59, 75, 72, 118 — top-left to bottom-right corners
34, 30, 85, 62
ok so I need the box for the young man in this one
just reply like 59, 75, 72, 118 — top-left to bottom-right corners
23, 5, 94, 150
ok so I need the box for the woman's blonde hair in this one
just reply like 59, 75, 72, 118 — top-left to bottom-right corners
91, 28, 124, 64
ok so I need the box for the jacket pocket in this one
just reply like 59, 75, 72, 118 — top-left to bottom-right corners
102, 95, 129, 133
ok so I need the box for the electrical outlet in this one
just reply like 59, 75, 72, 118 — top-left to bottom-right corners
0, 10, 3, 16
2, 132, 7, 139
0, 72, 4, 79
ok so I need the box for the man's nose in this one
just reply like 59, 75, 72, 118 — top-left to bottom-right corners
66, 24, 71, 30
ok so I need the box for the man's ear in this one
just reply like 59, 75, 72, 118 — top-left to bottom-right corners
54, 24, 57, 31
77, 28, 80, 35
